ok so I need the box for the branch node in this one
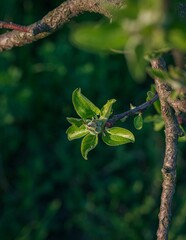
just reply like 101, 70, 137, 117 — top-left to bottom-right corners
33, 22, 53, 36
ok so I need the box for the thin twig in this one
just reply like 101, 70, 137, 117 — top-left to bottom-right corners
0, 21, 30, 33
106, 92, 159, 127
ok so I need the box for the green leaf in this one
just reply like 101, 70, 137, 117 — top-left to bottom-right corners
72, 88, 100, 119
67, 117, 84, 127
66, 124, 88, 141
81, 134, 98, 160
100, 99, 116, 120
102, 127, 135, 146
71, 22, 127, 52
134, 114, 143, 130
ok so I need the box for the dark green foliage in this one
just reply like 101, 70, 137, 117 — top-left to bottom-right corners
0, 0, 186, 239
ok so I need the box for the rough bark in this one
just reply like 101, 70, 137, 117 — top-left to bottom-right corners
0, 0, 122, 52
151, 58, 183, 240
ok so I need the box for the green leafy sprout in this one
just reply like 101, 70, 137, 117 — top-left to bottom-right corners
66, 88, 135, 160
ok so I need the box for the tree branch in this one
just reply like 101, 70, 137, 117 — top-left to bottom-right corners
151, 57, 183, 240
167, 98, 186, 114
0, 21, 30, 33
0, 0, 122, 52
106, 92, 159, 127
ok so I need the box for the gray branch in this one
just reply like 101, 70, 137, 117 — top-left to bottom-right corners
0, 0, 123, 52
106, 93, 159, 127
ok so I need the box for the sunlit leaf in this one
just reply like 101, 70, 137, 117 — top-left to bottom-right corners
100, 99, 116, 120
81, 134, 98, 160
102, 127, 135, 146
67, 117, 84, 127
72, 88, 100, 119
66, 124, 88, 141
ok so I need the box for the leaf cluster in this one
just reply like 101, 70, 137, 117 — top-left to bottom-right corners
66, 88, 135, 159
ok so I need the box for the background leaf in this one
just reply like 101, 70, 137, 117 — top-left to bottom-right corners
71, 22, 127, 52
126, 42, 147, 81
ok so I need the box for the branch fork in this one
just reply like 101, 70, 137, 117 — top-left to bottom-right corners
0, 0, 123, 51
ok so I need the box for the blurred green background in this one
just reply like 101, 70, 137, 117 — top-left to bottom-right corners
0, 1, 186, 239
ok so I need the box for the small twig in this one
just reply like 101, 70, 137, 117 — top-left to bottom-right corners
106, 92, 159, 127
0, 21, 30, 33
